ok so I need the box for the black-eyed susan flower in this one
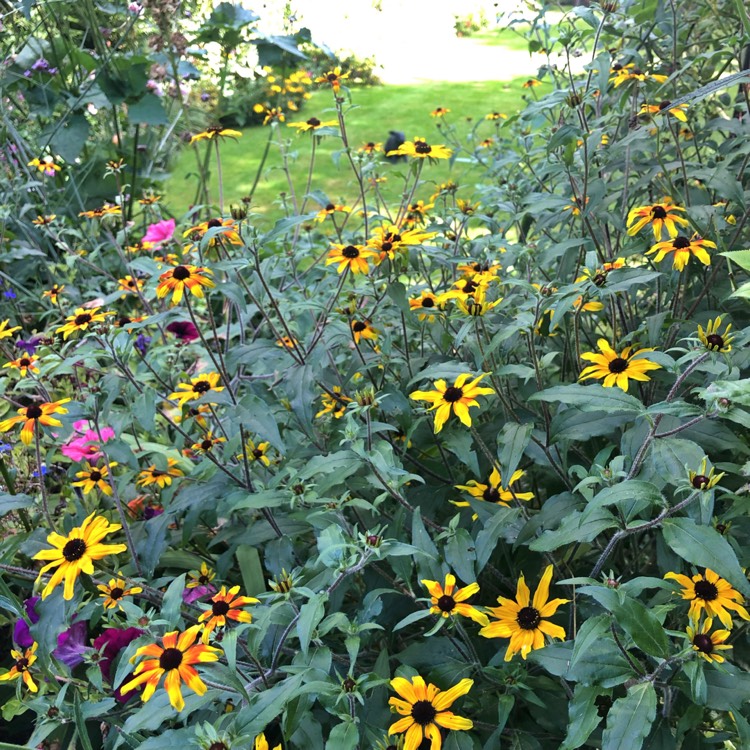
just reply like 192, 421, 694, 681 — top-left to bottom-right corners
253, 103, 285, 124
479, 138, 494, 148
443, 277, 489, 302
98, 576, 143, 609
421, 573, 489, 625
485, 111, 507, 121
137, 458, 184, 489
28, 155, 61, 175
32, 512, 127, 600
563, 195, 589, 216
56, 307, 114, 340
120, 625, 222, 711
609, 64, 668, 87
647, 233, 715, 271
388, 675, 473, 750
188, 562, 216, 589
640, 100, 688, 122
403, 200, 433, 227
0, 643, 38, 692
32, 214, 56, 225
325, 244, 377, 275
315, 386, 351, 419
664, 569, 750, 628
430, 107, 451, 117
455, 468, 533, 511
198, 585, 259, 643
169, 372, 224, 407
579, 339, 662, 391
686, 618, 732, 663
315, 67, 348, 91
287, 116, 338, 132
697, 317, 733, 353
184, 217, 242, 245
156, 265, 214, 304
315, 202, 351, 222
387, 137, 452, 161
409, 290, 446, 321
351, 319, 378, 344
254, 734, 281, 750
689, 458, 725, 491
244, 438, 272, 466
269, 569, 294, 594
457, 260, 501, 279
118, 275, 144, 295
480, 565, 568, 660
523, 78, 541, 88
359, 141, 382, 154
191, 432, 225, 454
0, 398, 71, 446
138, 194, 161, 205
368, 225, 436, 261
275, 336, 299, 349
72, 461, 117, 495
627, 198, 688, 239
3, 354, 40, 377
79, 204, 121, 219
410, 373, 495, 433
190, 126, 242, 145
456, 290, 502, 317
42, 284, 64, 304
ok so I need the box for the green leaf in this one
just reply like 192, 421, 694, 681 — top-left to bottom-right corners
562, 685, 606, 749
610, 597, 670, 659
0, 493, 33, 516
662, 518, 750, 597
581, 481, 663, 523
128, 94, 168, 125
602, 683, 656, 750
394, 608, 433, 631
475, 507, 520, 571
73, 694, 94, 750
529, 384, 644, 414
497, 422, 533, 485
325, 718, 359, 750
570, 614, 610, 672
530, 507, 618, 552
236, 545, 265, 596
444, 528, 476, 583
297, 593, 327, 655
161, 573, 186, 627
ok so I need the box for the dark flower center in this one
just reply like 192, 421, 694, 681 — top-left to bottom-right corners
436, 594, 456, 612
199, 574, 210, 584
342, 245, 360, 259
483, 486, 501, 503
693, 633, 714, 653
26, 405, 43, 419
381, 241, 393, 252
15, 657, 29, 672
632, 68, 643, 75
327, 73, 338, 82
612, 63, 623, 71
352, 321, 367, 332
705, 334, 724, 349
201, 439, 213, 451
593, 271, 608, 287
193, 380, 211, 394
119, 316, 132, 326
658, 100, 672, 110
366, 142, 375, 148
411, 699, 437, 725
62, 538, 87, 562
109, 587, 124, 600
443, 386, 464, 403
74, 313, 92, 325
692, 474, 710, 489
325, 203, 335, 211
608, 357, 628, 374
207, 218, 222, 228
159, 647, 183, 670
415, 141, 432, 154
151, 470, 165, 477
673, 236, 690, 249
252, 449, 263, 459
208, 743, 228, 750
212, 600, 230, 616
20, 358, 31, 367
90, 470, 102, 481
694, 579, 718, 601
651, 205, 667, 219
463, 280, 478, 294
517, 606, 541, 630
421, 297, 435, 308
307, 117, 321, 127
172, 266, 191, 281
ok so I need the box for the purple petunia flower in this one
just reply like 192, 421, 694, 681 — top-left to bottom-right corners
15, 335, 43, 356
166, 320, 199, 342
92, 627, 143, 703
13, 596, 40, 648
182, 583, 216, 605
53, 620, 89, 668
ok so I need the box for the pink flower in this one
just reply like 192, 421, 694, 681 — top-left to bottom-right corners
142, 218, 175, 246
61, 420, 115, 462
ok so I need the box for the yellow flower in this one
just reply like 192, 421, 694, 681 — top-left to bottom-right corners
72, 461, 118, 495
190, 126, 242, 144
430, 107, 451, 117
187, 561, 216, 589
120, 625, 222, 711
359, 141, 382, 153
640, 100, 688, 122
389, 675, 473, 750
325, 244, 377, 275
287, 116, 338, 132
191, 432, 226, 454
56, 307, 114, 340
387, 137, 452, 160
664, 569, 750, 628
647, 233, 715, 271
138, 194, 161, 205
480, 565, 568, 660
42, 284, 64, 303
686, 618, 732, 663
627, 198, 688, 239
32, 513, 127, 600
253, 104, 285, 125
198, 585, 259, 643
688, 458, 725, 491
98, 576, 143, 609
78, 204, 121, 219
118, 275, 144, 295
316, 386, 351, 419
697, 316, 733, 353
169, 372, 224, 407
410, 373, 495, 433
184, 217, 242, 245
254, 734, 281, 750
367, 226, 436, 261
523, 78, 541, 88
455, 468, 533, 511
455, 290, 501, 317
408, 290, 446, 321
244, 438, 272, 466
137, 458, 184, 488
403, 200, 433, 227
0, 643, 38, 692
0, 398, 71, 446
28, 155, 61, 174
579, 338, 662, 391
32, 214, 56, 225
351, 319, 378, 344
421, 573, 489, 625
315, 202, 351, 222
485, 111, 507, 121
156, 265, 214, 304
563, 195, 589, 216
315, 66, 348, 91
609, 63, 668, 87
3, 354, 40, 377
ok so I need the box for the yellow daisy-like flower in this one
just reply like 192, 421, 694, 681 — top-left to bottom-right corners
169, 372, 224, 407
184, 217, 242, 245
244, 439, 272, 466
442, 277, 489, 303
457, 261, 501, 279
136, 458, 184, 489
485, 111, 507, 121
359, 141, 382, 154
3, 354, 40, 377
351, 319, 378, 344
187, 561, 216, 589
72, 461, 118, 496
430, 107, 451, 117
0, 398, 71, 446
138, 194, 161, 205
608, 63, 668, 88
197, 585, 260, 643
156, 265, 214, 305
688, 458, 725, 491
32, 214, 56, 225
275, 336, 299, 349
579, 338, 662, 391
563, 195, 589, 216
626, 198, 688, 239
0, 643, 39, 692
120, 625, 222, 712
455, 290, 501, 317
190, 126, 242, 145
78, 204, 121, 219
254, 733, 281, 750
403, 200, 433, 227
191, 432, 226, 454
315, 202, 351, 222
388, 675, 473, 750
56, 307, 114, 340
410, 373, 495, 433
408, 290, 446, 321
479, 138, 493, 148
32, 512, 127, 600
287, 116, 338, 132
97, 576, 143, 609
118, 275, 144, 295
523, 78, 542, 88
28, 155, 61, 174
42, 284, 64, 303
368, 225, 437, 262
664, 568, 750, 628
421, 573, 489, 625
697, 317, 733, 353
686, 618, 732, 663
455, 468, 533, 511
325, 244, 377, 275
269, 569, 295, 594
253, 103, 285, 125
480, 565, 568, 661
640, 100, 688, 122
315, 386, 351, 419
647, 233, 715, 271
315, 66, 349, 91
387, 137, 452, 160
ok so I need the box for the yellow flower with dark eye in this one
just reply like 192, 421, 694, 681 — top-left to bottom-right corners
579, 338, 662, 391
688, 458, 725, 491
456, 290, 501, 317
191, 432, 225, 454
315, 202, 351, 222
78, 204, 121, 219
156, 265, 214, 305
479, 138, 494, 148
72, 461, 118, 496
627, 198, 688, 239
190, 126, 242, 144
138, 194, 161, 205
32, 513, 127, 600
0, 643, 39, 692
287, 116, 338, 132
3, 354, 40, 377
359, 141, 382, 153
0, 398, 71, 446
351, 319, 378, 344
686, 618, 732, 663
442, 276, 489, 302
325, 244, 377, 275
197, 585, 260, 643
98, 576, 143, 609
523, 78, 541, 88
28, 155, 61, 175
640, 100, 688, 122
32, 214, 56, 225
421, 573, 489, 625
42, 284, 64, 303
118, 275, 143, 295
187, 561, 216, 589
244, 438, 272, 466
368, 225, 436, 261
697, 316, 733, 353
269, 568, 294, 593
387, 137, 452, 160
403, 200, 434, 227
275, 336, 299, 349
409, 290, 446, 321
410, 373, 495, 433
169, 372, 224, 407
563, 195, 589, 216
480, 565, 569, 660
609, 63, 668, 87
120, 625, 222, 712
136, 458, 184, 488
253, 103, 285, 125
254, 733, 281, 750
430, 107, 451, 117
648, 233, 715, 271
485, 111, 507, 121
455, 467, 533, 512
665, 569, 750, 628
56, 307, 114, 339
184, 217, 242, 245
388, 675, 473, 750
315, 386, 351, 419
315, 66, 348, 91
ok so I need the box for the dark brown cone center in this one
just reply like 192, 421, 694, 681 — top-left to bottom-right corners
443, 386, 464, 403
651, 205, 667, 219
692, 474, 710, 489
193, 380, 211, 394
694, 580, 718, 601
421, 297, 435, 308
705, 334, 724, 349
90, 470, 102, 481
693, 633, 714, 653
20, 358, 31, 367
437, 594, 456, 612
673, 236, 690, 249
608, 357, 628, 374
517, 606, 541, 630
109, 587, 124, 600
307, 117, 321, 127
74, 313, 92, 325
415, 141, 432, 154
342, 245, 360, 259
483, 486, 501, 503
212, 600, 231, 616
159, 647, 183, 670
172, 266, 191, 281
26, 405, 43, 419
352, 321, 367, 332
62, 538, 87, 562
411, 699, 437, 725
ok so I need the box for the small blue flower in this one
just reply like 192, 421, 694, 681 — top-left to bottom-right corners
4, 289, 16, 299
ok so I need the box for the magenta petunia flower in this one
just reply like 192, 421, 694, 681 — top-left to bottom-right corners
142, 218, 175, 246
166, 320, 200, 342
61, 420, 115, 462
93, 627, 143, 703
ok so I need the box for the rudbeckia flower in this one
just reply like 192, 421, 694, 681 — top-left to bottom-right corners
169, 372, 224, 407
410, 373, 495, 433
0, 397, 71, 446
244, 438, 273, 466
430, 107, 451, 117
485, 111, 507, 121
456, 291, 501, 317
697, 316, 733, 353
688, 458, 725, 491
287, 116, 338, 132
156, 265, 214, 304
325, 244, 377, 275
609, 63, 668, 87
359, 141, 382, 153
118, 276, 144, 295
137, 458, 185, 488
3, 354, 40, 377
409, 290, 446, 321
664, 569, 750, 628
42, 284, 64, 303
626, 198, 688, 239
56, 307, 114, 339
315, 386, 351, 418
563, 195, 588, 216
184, 217, 241, 245
72, 461, 117, 495
191, 432, 225, 454
315, 202, 351, 222
120, 625, 222, 711
640, 100, 688, 122
78, 204, 121, 219
32, 214, 56, 225
387, 137, 452, 160
368, 226, 437, 261
388, 675, 473, 750
647, 233, 715, 271
455, 468, 533, 511
187, 562, 216, 589
421, 573, 489, 625
28, 155, 61, 176
686, 618, 732, 663
32, 513, 127, 600
579, 338, 662, 391
480, 565, 568, 660
403, 200, 433, 227
315, 67, 349, 91
351, 319, 378, 344
98, 576, 143, 609
254, 734, 281, 750
190, 126, 242, 144
523, 78, 541, 88
253, 104, 285, 125
0, 643, 38, 692
197, 585, 259, 643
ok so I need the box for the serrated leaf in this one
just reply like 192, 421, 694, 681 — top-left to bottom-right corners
602, 683, 656, 750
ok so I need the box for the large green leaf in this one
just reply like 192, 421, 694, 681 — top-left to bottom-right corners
530, 507, 617, 552
602, 683, 656, 750
562, 685, 606, 749
529, 384, 644, 414
581, 481, 663, 523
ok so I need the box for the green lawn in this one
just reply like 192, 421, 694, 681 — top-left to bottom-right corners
473, 26, 535, 52
165, 79, 543, 225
